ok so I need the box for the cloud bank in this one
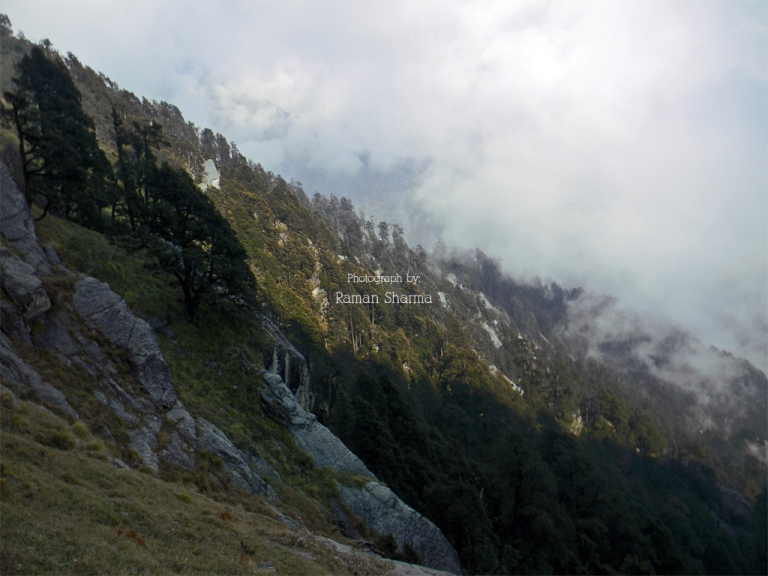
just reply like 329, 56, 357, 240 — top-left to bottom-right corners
5, 0, 767, 370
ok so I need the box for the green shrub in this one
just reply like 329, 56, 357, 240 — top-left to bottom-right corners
71, 422, 89, 438
47, 431, 76, 450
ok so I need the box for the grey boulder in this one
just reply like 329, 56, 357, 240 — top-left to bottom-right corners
73, 277, 176, 409
0, 163, 51, 275
196, 418, 278, 499
0, 251, 51, 321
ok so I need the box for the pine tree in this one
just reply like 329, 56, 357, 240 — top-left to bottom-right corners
111, 107, 164, 231
141, 163, 256, 322
3, 45, 113, 227
110, 117, 256, 321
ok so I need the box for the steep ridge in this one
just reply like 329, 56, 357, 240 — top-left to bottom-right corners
261, 369, 461, 573
1, 27, 765, 574
1, 161, 272, 491
0, 161, 459, 573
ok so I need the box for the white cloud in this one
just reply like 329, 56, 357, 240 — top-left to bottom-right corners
4, 0, 766, 370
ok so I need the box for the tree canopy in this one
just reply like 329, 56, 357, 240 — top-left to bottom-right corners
3, 46, 256, 322
141, 162, 256, 321
3, 45, 113, 227
111, 109, 256, 321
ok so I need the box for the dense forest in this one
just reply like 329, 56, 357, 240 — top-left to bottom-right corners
1, 17, 766, 574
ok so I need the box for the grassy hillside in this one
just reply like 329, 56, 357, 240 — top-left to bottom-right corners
1, 24, 765, 574
0, 397, 387, 575
1, 212, 397, 574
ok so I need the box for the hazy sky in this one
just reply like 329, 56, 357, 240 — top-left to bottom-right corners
4, 0, 767, 371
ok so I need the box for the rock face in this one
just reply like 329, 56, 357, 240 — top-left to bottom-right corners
0, 161, 275, 499
260, 314, 314, 410
0, 331, 78, 419
260, 370, 461, 574
0, 169, 71, 418
339, 483, 462, 574
0, 162, 51, 275
261, 370, 370, 475
197, 418, 278, 499
1, 300, 32, 344
0, 250, 51, 320
73, 277, 177, 409
200, 159, 220, 190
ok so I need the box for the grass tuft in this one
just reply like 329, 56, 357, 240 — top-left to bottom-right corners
71, 421, 89, 438
175, 492, 193, 504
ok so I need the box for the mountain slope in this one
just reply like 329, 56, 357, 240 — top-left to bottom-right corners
0, 158, 459, 574
1, 25, 766, 575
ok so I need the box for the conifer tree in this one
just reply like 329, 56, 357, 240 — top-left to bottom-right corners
111, 117, 256, 321
3, 45, 113, 227
144, 163, 256, 321
111, 107, 164, 231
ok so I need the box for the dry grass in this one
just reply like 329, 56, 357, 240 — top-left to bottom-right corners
5, 210, 395, 575
0, 395, 389, 575
35, 213, 180, 320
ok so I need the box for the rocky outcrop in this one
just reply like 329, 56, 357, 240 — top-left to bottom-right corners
0, 171, 75, 419
261, 370, 371, 475
260, 369, 461, 574
1, 300, 32, 344
0, 162, 51, 275
166, 400, 197, 442
73, 277, 176, 409
0, 250, 51, 320
67, 280, 276, 495
65, 278, 276, 494
200, 159, 221, 190
249, 451, 282, 481
259, 314, 314, 410
339, 483, 462, 574
0, 331, 78, 419
196, 418, 278, 499
128, 425, 161, 471
0, 161, 275, 499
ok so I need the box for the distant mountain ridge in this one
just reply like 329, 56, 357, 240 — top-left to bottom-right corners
278, 155, 443, 248
1, 20, 766, 574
